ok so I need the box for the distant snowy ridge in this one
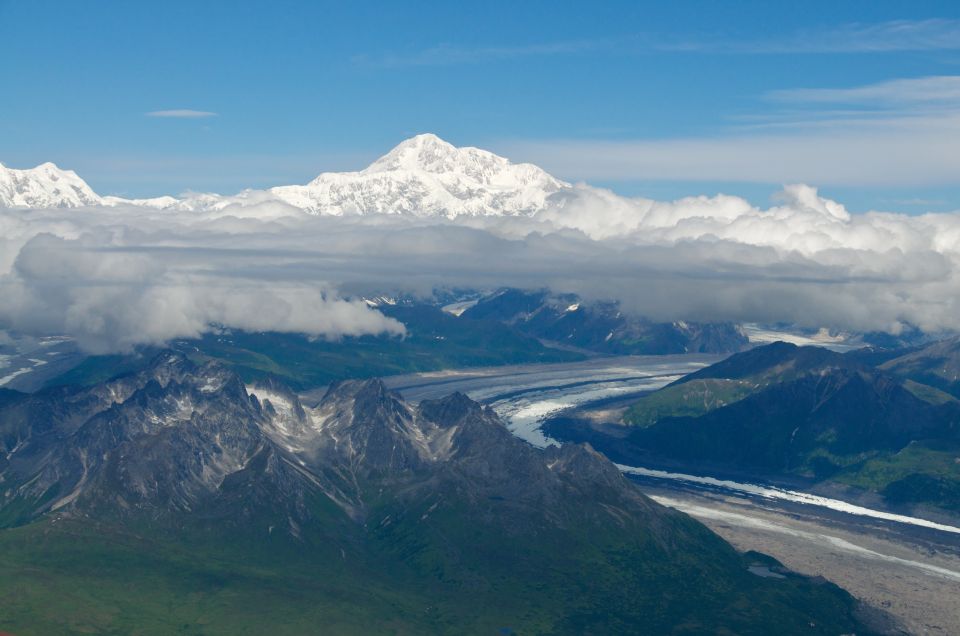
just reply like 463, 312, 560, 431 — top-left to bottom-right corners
101, 194, 180, 209
1, 134, 570, 217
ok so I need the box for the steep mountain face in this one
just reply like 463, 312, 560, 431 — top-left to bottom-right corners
461, 288, 749, 354
0, 353, 296, 525
0, 162, 102, 208
0, 352, 878, 634
270, 133, 569, 217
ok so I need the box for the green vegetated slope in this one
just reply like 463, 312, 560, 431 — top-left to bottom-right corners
623, 379, 755, 427
832, 440, 960, 511
0, 512, 870, 636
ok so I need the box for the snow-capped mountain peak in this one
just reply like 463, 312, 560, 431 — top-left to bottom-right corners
271, 133, 570, 217
361, 133, 528, 182
0, 161, 102, 208
362, 133, 461, 174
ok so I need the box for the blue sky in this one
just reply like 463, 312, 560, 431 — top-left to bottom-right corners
2, 0, 959, 211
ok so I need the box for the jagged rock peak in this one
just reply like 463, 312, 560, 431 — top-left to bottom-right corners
145, 349, 193, 371
544, 442, 628, 489
111, 350, 247, 404
248, 376, 307, 421
319, 378, 414, 430
419, 391, 484, 427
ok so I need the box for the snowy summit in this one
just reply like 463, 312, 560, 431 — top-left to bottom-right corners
0, 162, 101, 208
271, 133, 569, 217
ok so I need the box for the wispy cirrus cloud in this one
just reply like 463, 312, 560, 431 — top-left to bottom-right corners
748, 18, 960, 53
664, 19, 960, 54
352, 39, 603, 68
146, 109, 218, 119
768, 75, 960, 105
502, 74, 960, 187
357, 19, 960, 68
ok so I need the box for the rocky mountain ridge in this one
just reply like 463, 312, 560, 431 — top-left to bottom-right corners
0, 351, 654, 530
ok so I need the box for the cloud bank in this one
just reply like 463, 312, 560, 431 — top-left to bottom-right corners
3, 180, 960, 353
0, 207, 406, 353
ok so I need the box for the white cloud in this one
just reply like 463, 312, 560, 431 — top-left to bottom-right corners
4, 180, 960, 353
0, 211, 405, 353
146, 109, 218, 119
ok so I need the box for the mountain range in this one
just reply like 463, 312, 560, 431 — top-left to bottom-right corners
0, 134, 570, 216
28, 296, 751, 395
0, 351, 884, 634
461, 288, 749, 355
545, 341, 960, 516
